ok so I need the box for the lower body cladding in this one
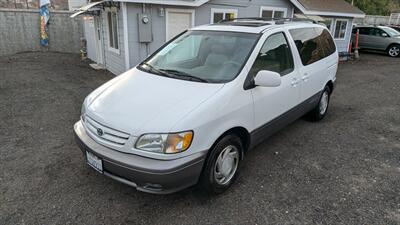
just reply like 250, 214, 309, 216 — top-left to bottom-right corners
74, 121, 207, 194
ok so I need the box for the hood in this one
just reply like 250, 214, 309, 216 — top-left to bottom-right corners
86, 68, 224, 135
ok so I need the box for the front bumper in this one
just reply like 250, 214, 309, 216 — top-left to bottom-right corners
73, 121, 207, 194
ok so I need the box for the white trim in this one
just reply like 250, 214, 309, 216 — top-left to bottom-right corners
122, 2, 130, 70
106, 7, 120, 54
165, 8, 195, 41
210, 8, 238, 23
333, 19, 348, 40
259, 6, 288, 18
289, 0, 365, 18
114, 0, 209, 7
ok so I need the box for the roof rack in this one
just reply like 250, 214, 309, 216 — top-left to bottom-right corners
217, 17, 317, 25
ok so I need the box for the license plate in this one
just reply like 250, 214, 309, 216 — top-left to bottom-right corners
86, 151, 103, 173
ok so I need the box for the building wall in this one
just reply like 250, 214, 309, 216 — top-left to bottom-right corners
0, 8, 83, 56
121, 0, 295, 72
196, 0, 294, 25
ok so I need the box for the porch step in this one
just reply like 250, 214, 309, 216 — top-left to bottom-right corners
90, 63, 105, 70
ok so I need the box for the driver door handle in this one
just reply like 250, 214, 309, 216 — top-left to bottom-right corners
302, 73, 309, 82
291, 78, 299, 87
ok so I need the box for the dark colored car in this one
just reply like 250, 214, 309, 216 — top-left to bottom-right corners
388, 25, 400, 32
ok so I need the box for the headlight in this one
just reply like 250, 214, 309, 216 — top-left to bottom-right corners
135, 131, 193, 154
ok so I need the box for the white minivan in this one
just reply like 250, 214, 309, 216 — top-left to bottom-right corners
74, 18, 338, 194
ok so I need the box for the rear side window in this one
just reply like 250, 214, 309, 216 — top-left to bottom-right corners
289, 27, 335, 66
359, 27, 370, 35
249, 32, 294, 77
316, 28, 336, 57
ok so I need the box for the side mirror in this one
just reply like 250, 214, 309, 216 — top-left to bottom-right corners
254, 70, 281, 87
382, 33, 389, 37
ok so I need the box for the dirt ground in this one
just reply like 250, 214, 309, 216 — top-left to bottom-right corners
0, 52, 399, 225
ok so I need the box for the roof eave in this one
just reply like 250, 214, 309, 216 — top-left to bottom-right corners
113, 0, 209, 7
290, 0, 365, 18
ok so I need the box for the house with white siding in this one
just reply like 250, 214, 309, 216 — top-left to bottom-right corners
72, 0, 364, 75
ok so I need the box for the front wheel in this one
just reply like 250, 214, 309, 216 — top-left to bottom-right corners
198, 135, 242, 195
306, 86, 331, 122
387, 44, 400, 57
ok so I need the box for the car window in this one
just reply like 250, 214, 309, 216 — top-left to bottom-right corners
289, 28, 326, 66
371, 28, 387, 37
358, 27, 370, 35
162, 35, 202, 63
315, 28, 336, 57
381, 27, 400, 37
248, 32, 294, 77
139, 30, 259, 83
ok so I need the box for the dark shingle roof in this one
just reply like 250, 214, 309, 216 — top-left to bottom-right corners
294, 0, 364, 15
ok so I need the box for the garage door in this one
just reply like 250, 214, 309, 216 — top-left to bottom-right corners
166, 9, 194, 40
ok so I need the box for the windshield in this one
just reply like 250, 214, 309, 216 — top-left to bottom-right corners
138, 30, 259, 83
382, 27, 400, 37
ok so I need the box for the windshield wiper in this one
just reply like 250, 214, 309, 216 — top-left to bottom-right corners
159, 69, 209, 83
140, 63, 175, 78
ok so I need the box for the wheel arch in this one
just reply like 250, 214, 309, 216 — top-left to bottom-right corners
386, 43, 400, 51
209, 127, 251, 160
325, 80, 334, 93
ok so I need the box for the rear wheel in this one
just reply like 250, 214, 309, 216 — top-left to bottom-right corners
387, 44, 400, 57
198, 134, 242, 195
306, 86, 331, 122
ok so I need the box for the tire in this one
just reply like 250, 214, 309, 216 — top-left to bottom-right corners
306, 86, 331, 122
198, 134, 242, 195
387, 44, 400, 57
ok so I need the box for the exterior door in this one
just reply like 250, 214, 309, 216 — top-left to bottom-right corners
250, 31, 301, 127
94, 16, 104, 65
84, 17, 97, 62
166, 9, 194, 41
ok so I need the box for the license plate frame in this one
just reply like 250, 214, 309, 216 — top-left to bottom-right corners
86, 151, 103, 173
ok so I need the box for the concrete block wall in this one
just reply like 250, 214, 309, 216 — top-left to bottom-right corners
0, 8, 83, 56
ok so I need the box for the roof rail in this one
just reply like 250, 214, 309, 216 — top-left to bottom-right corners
218, 17, 317, 25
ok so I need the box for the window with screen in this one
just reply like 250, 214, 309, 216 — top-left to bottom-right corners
334, 20, 348, 39
260, 7, 286, 18
107, 11, 119, 50
211, 9, 237, 23
249, 32, 294, 77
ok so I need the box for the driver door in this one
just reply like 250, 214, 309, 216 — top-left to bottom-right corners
250, 31, 301, 132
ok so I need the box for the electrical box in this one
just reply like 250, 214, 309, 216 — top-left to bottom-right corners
138, 13, 153, 43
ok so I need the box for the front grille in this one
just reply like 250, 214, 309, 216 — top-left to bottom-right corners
84, 116, 130, 146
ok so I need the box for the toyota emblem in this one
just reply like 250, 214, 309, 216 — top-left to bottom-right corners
97, 128, 104, 136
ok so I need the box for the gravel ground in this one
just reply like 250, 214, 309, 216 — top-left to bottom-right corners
0, 52, 399, 225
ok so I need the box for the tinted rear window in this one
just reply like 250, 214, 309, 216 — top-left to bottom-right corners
289, 27, 336, 66
316, 28, 336, 57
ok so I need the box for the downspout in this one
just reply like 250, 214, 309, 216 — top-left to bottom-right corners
122, 2, 130, 71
